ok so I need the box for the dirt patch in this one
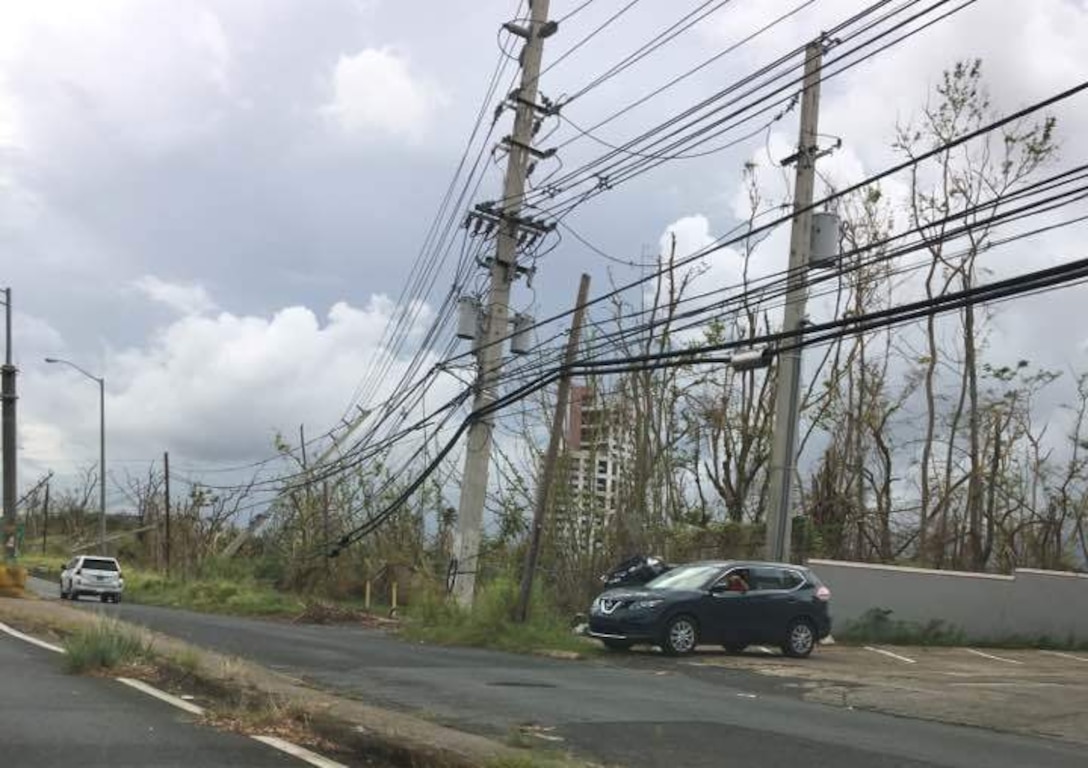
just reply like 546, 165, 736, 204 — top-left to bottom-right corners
292, 601, 401, 629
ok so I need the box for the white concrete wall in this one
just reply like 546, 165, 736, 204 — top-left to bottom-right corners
809, 559, 1088, 641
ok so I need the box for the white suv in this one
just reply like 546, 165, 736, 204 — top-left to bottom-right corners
60, 555, 125, 603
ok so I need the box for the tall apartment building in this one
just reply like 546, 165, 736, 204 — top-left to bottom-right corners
552, 385, 628, 552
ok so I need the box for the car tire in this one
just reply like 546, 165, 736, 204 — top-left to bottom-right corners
723, 644, 747, 654
100, 595, 108, 603
601, 638, 634, 652
661, 615, 699, 656
782, 617, 817, 658
59, 582, 67, 600
70, 591, 79, 601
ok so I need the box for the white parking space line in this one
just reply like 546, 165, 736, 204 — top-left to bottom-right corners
863, 646, 917, 664
251, 735, 349, 768
0, 620, 65, 654
116, 677, 206, 716
964, 648, 1023, 665
1040, 650, 1088, 663
754, 646, 776, 655
949, 681, 1067, 688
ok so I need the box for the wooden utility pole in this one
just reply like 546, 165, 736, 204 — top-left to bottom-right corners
452, 0, 556, 607
516, 273, 591, 622
163, 451, 171, 576
765, 40, 823, 563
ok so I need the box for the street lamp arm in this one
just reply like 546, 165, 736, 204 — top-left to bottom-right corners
44, 355, 107, 555
44, 357, 103, 384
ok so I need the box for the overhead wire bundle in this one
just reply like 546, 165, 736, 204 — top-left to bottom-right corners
322, 71, 1088, 556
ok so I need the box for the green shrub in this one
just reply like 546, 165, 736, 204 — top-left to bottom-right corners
64, 619, 150, 673
401, 577, 590, 655
837, 608, 966, 646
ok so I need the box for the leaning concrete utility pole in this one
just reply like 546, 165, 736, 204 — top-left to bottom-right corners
2, 288, 17, 562
765, 40, 823, 563
452, 0, 555, 607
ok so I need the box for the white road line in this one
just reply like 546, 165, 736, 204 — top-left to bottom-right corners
1040, 650, 1088, 663
2, 621, 341, 768
0, 620, 65, 654
863, 646, 917, 664
116, 677, 206, 716
964, 648, 1023, 665
251, 735, 349, 768
949, 681, 1066, 688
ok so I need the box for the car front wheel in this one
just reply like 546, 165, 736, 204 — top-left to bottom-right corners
661, 615, 699, 656
782, 618, 816, 658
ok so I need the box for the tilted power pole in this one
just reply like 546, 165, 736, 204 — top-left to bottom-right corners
765, 41, 823, 563
452, 0, 555, 607
516, 273, 591, 622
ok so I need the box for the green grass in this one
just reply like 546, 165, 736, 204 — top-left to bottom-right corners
63, 618, 150, 673
18, 551, 64, 579
125, 571, 305, 617
400, 577, 593, 656
836, 607, 1088, 650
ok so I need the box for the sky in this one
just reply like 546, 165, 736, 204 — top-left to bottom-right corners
3, 0, 1088, 508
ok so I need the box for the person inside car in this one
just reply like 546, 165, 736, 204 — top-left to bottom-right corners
725, 570, 749, 592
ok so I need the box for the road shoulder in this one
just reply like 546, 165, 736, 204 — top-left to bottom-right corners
0, 595, 576, 768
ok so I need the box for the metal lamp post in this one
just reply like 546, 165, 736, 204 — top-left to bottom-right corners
45, 357, 106, 554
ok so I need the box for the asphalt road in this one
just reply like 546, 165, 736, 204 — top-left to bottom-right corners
27, 577, 1088, 768
0, 625, 305, 767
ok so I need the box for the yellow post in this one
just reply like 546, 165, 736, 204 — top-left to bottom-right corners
364, 580, 371, 611
391, 581, 398, 611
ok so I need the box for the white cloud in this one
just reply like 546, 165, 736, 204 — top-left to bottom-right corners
132, 275, 217, 316
321, 47, 442, 140
0, 0, 235, 157
21, 295, 458, 487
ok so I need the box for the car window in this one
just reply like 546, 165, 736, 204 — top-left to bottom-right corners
779, 569, 805, 590
749, 567, 782, 591
712, 568, 751, 592
646, 564, 723, 591
749, 567, 803, 591
82, 558, 120, 572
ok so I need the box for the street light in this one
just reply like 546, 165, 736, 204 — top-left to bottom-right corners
45, 357, 107, 554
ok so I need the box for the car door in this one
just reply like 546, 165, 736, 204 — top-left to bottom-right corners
704, 568, 757, 643
747, 567, 806, 642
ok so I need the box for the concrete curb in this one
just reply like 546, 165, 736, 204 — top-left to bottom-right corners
0, 596, 539, 768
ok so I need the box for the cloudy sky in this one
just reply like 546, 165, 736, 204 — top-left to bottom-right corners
3, 0, 1088, 505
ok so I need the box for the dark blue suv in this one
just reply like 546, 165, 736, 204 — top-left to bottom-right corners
588, 560, 832, 657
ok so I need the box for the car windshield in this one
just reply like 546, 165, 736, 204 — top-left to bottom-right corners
82, 558, 119, 572
645, 565, 722, 591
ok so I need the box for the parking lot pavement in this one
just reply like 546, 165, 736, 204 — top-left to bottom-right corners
670, 644, 1088, 744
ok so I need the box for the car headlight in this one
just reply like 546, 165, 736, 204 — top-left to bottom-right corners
630, 599, 664, 611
